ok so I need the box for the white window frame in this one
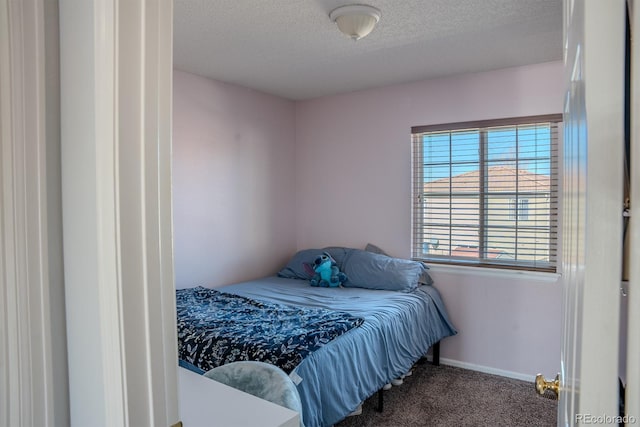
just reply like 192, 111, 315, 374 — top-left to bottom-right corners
411, 114, 562, 273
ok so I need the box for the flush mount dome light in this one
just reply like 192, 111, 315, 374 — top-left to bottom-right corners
329, 4, 381, 41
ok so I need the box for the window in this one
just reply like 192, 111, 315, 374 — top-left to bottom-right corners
509, 198, 529, 221
411, 114, 561, 272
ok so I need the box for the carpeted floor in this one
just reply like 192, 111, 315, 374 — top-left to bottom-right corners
335, 361, 557, 427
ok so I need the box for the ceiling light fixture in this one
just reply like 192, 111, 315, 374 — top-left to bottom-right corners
329, 4, 381, 41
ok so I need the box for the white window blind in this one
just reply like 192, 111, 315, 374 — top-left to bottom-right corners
411, 114, 562, 272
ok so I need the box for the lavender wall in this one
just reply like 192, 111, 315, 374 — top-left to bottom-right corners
294, 61, 564, 379
172, 62, 564, 378
172, 70, 297, 289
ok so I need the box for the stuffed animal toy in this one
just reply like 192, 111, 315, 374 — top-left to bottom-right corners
310, 252, 347, 287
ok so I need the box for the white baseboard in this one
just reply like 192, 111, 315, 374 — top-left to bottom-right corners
426, 356, 536, 383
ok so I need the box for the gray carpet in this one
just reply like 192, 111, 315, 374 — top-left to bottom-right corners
335, 362, 557, 427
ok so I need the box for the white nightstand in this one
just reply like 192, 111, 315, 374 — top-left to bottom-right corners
178, 367, 300, 427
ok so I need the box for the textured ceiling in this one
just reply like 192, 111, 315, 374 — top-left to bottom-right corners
174, 0, 563, 100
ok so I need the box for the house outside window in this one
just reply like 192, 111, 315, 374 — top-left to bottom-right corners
411, 114, 562, 272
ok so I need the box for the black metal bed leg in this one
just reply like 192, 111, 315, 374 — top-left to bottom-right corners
376, 389, 384, 412
418, 340, 441, 365
432, 340, 440, 366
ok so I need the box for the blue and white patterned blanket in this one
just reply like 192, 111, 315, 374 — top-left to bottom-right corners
176, 286, 364, 373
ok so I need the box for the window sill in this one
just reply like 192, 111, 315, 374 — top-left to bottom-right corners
427, 263, 561, 283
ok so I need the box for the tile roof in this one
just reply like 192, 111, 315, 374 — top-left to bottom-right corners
424, 165, 551, 192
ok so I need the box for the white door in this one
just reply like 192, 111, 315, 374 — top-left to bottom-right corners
561, 0, 626, 425
626, 0, 640, 420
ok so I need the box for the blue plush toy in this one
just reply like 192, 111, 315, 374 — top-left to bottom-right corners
310, 252, 347, 287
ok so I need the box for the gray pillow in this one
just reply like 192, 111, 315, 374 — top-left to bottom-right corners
321, 246, 353, 268
277, 248, 325, 280
364, 243, 388, 255
365, 243, 433, 286
342, 249, 427, 292
277, 247, 354, 280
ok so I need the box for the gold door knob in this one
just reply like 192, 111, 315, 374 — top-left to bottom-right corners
535, 373, 559, 397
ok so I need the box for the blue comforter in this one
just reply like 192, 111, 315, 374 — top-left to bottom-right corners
176, 286, 364, 374
217, 277, 457, 427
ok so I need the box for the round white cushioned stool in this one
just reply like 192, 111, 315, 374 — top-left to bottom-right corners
204, 361, 305, 427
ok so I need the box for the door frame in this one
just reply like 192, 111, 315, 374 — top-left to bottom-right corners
0, 0, 62, 425
59, 0, 177, 425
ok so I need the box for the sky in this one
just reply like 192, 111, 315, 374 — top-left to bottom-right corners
421, 124, 553, 183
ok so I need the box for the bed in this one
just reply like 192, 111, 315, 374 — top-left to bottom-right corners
177, 247, 457, 427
